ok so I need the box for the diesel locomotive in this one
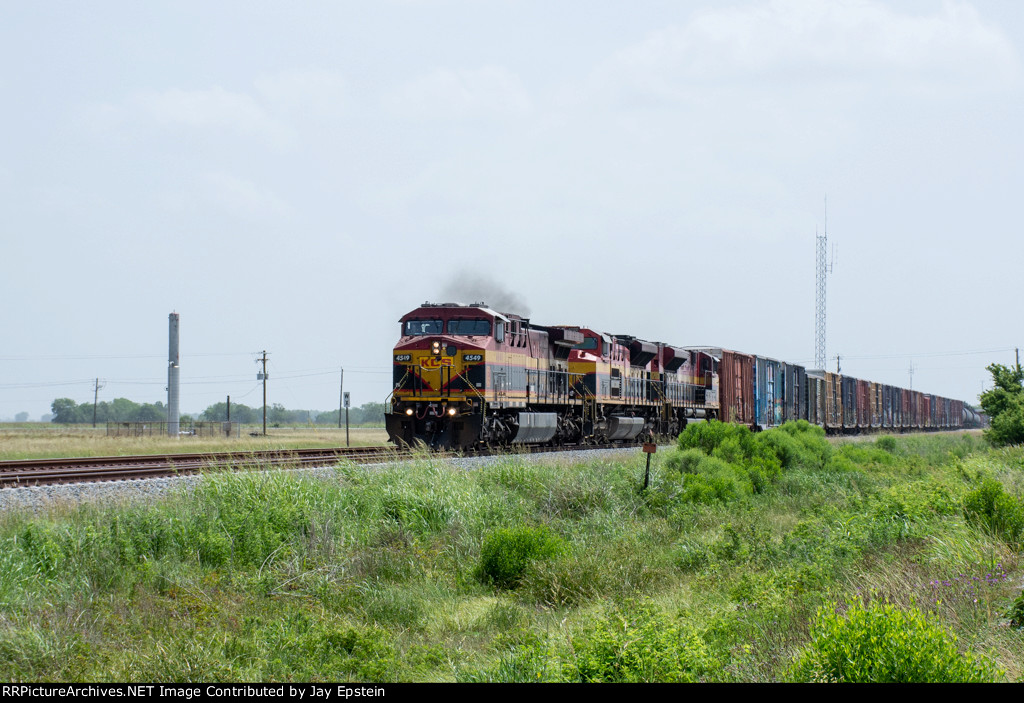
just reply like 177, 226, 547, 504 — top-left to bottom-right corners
384, 302, 975, 449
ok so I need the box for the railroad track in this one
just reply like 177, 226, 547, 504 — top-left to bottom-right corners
0, 446, 408, 488
0, 443, 637, 489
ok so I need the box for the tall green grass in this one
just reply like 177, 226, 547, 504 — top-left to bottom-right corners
0, 427, 1020, 682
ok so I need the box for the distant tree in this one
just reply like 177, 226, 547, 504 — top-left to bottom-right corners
980, 363, 1024, 446
109, 398, 141, 422
315, 410, 340, 426
50, 397, 175, 424
200, 402, 258, 424
353, 401, 385, 425
315, 402, 385, 426
137, 402, 166, 422
51, 398, 85, 424
14, 412, 29, 423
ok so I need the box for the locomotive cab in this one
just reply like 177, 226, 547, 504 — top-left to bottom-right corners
386, 302, 497, 448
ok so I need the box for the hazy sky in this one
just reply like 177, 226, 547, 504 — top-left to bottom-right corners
2, 0, 1022, 420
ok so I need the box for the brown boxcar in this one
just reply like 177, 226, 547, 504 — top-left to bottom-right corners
857, 379, 870, 429
718, 350, 755, 426
825, 371, 843, 431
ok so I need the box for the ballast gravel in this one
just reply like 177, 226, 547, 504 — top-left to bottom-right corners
0, 447, 651, 515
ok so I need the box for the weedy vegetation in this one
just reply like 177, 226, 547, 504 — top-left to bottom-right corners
0, 423, 1021, 682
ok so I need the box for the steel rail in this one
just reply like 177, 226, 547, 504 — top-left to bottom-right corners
0, 442, 634, 489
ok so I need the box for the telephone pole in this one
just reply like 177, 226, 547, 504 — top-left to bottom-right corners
92, 378, 105, 428
257, 351, 269, 436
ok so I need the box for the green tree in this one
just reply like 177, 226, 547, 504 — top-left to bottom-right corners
137, 402, 167, 422
980, 362, 1024, 446
50, 398, 85, 424
200, 402, 258, 424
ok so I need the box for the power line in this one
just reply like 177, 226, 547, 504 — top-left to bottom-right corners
827, 347, 1016, 362
0, 352, 254, 361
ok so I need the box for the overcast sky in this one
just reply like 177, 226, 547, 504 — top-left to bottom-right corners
2, 0, 1022, 420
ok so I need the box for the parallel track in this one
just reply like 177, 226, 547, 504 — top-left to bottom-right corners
0, 443, 633, 488
0, 446, 407, 488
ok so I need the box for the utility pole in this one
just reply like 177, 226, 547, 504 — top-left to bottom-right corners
338, 367, 344, 429
835, 355, 841, 374
908, 361, 915, 390
257, 351, 269, 436
92, 378, 105, 428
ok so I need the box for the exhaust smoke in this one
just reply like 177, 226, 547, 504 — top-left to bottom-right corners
439, 271, 531, 316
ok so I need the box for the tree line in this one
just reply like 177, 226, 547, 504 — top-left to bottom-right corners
198, 401, 386, 427
49, 398, 386, 427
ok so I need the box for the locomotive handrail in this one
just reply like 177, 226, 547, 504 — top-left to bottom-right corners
453, 368, 487, 405
385, 368, 411, 409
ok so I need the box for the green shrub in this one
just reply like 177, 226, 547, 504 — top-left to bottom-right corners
477, 525, 564, 589
876, 436, 897, 453
678, 420, 755, 457
662, 448, 705, 476
680, 456, 751, 504
963, 478, 1024, 544
789, 600, 1001, 682
567, 601, 719, 682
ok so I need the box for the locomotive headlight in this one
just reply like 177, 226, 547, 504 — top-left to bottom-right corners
448, 407, 457, 416
405, 408, 414, 416
431, 341, 441, 355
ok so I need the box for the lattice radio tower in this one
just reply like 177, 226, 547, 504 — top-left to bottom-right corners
814, 200, 832, 370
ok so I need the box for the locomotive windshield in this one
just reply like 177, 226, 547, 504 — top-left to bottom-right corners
447, 319, 490, 336
404, 320, 443, 336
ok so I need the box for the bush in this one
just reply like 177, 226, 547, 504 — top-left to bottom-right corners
567, 602, 719, 682
963, 478, 1024, 545
680, 456, 751, 504
789, 600, 1001, 682
876, 435, 897, 453
477, 525, 564, 589
678, 420, 755, 457
662, 448, 705, 476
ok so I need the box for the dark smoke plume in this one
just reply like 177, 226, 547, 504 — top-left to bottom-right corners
438, 271, 531, 316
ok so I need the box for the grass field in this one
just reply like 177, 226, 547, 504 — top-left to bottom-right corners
0, 423, 1021, 682
0, 425, 389, 461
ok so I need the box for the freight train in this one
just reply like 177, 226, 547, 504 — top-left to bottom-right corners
384, 302, 979, 449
